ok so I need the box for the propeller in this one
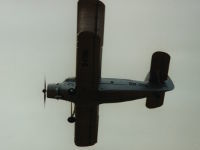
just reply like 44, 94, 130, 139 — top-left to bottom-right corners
42, 77, 47, 107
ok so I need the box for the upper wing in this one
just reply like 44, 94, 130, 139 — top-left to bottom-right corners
75, 0, 105, 146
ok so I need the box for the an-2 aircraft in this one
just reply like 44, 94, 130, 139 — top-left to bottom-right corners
42, 0, 174, 147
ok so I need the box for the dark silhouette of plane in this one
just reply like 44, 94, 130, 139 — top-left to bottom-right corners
42, 0, 174, 147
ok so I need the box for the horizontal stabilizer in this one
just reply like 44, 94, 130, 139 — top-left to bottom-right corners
149, 51, 170, 84
146, 51, 170, 108
146, 92, 165, 108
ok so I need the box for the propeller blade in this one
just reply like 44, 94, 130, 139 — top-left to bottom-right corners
42, 77, 47, 107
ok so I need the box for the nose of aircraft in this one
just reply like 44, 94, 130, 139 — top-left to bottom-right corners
47, 83, 60, 99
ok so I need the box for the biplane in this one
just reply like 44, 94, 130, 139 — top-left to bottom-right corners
42, 0, 174, 147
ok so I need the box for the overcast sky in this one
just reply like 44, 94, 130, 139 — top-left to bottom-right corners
0, 0, 200, 150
